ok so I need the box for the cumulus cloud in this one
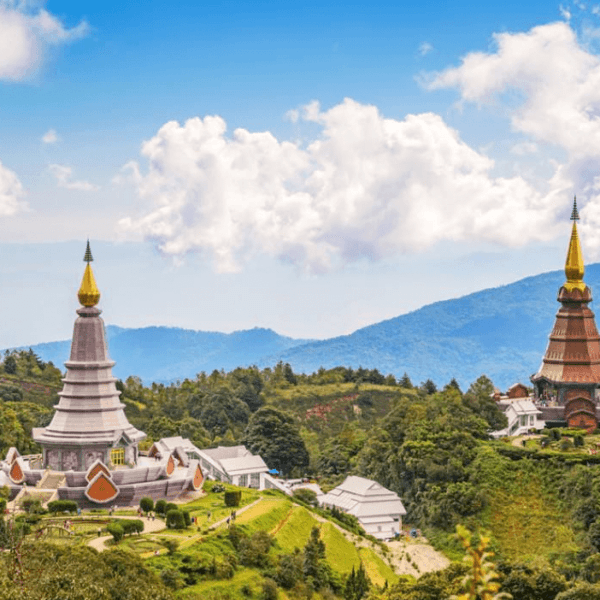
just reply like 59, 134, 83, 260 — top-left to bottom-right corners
118, 99, 563, 273
0, 1, 88, 80
41, 128, 58, 144
49, 164, 98, 191
426, 21, 600, 256
0, 160, 27, 216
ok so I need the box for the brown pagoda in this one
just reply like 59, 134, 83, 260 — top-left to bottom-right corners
531, 198, 600, 431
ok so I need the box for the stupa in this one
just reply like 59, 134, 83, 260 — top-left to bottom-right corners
2, 244, 204, 505
32, 241, 145, 470
531, 198, 600, 431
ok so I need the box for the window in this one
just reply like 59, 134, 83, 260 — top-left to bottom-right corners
110, 447, 125, 466
250, 473, 260, 488
239, 474, 248, 487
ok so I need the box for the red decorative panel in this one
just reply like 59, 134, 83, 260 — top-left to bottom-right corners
86, 460, 110, 483
9, 459, 24, 484
192, 464, 204, 490
166, 454, 175, 476
85, 472, 119, 504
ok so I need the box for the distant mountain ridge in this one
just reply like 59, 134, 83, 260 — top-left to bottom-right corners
8, 265, 599, 389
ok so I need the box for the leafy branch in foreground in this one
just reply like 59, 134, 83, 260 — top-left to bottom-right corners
451, 525, 511, 600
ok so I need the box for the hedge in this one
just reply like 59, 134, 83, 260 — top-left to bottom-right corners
224, 491, 242, 507
47, 500, 78, 514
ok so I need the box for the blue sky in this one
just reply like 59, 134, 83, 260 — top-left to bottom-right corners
0, 0, 596, 347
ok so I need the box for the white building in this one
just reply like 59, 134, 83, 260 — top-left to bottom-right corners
319, 475, 406, 540
492, 399, 544, 438
148, 439, 269, 489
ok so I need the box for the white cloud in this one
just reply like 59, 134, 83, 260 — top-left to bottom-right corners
118, 99, 562, 273
0, 160, 27, 216
419, 42, 433, 56
49, 164, 99, 191
0, 1, 88, 81
560, 4, 572, 19
425, 21, 600, 257
41, 128, 58, 144
510, 141, 538, 155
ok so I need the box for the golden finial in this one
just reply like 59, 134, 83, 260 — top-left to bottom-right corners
78, 240, 100, 307
564, 196, 586, 293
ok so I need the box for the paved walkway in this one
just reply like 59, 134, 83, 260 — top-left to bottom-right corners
511, 434, 543, 447
88, 515, 166, 552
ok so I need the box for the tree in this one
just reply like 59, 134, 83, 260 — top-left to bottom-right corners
3, 356, 16, 375
399, 373, 413, 388
140, 497, 154, 514
244, 407, 309, 476
283, 363, 298, 385
421, 379, 437, 394
345, 564, 370, 600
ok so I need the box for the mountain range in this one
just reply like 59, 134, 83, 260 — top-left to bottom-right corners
7, 264, 595, 390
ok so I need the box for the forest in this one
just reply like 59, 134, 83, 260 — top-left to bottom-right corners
3, 349, 600, 599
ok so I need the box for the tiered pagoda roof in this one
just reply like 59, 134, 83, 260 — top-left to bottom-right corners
32, 242, 145, 449
532, 199, 600, 386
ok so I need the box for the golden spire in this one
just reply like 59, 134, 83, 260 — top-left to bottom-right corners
77, 240, 101, 307
564, 196, 586, 293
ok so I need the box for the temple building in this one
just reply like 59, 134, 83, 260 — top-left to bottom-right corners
531, 199, 600, 431
1, 244, 204, 506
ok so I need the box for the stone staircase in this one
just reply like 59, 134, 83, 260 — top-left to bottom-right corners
10, 487, 58, 511
8, 471, 66, 511
37, 471, 66, 490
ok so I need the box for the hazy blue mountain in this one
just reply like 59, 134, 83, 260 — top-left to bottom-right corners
15, 326, 313, 383
12, 265, 600, 390
272, 266, 598, 390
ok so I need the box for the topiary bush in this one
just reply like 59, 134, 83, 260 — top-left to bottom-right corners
155, 499, 167, 515
107, 522, 124, 543
140, 497, 154, 514
225, 490, 242, 507
166, 509, 186, 529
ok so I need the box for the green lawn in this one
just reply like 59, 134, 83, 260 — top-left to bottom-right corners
176, 567, 264, 600
273, 505, 318, 551
358, 547, 398, 587
320, 522, 361, 574
236, 499, 292, 532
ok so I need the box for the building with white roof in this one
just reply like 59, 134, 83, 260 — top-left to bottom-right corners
491, 399, 544, 438
149, 441, 270, 489
319, 475, 406, 540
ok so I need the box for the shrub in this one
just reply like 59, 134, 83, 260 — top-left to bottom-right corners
560, 438, 573, 452
574, 435, 585, 448
262, 578, 278, 600
47, 500, 78, 514
225, 490, 242, 507
160, 568, 183, 590
241, 583, 253, 597
155, 499, 167, 515
165, 502, 177, 514
166, 509, 186, 529
20, 497, 44, 514
161, 538, 180, 555
0, 498, 7, 513
107, 522, 124, 543
121, 519, 144, 535
182, 510, 191, 527
212, 483, 225, 493
293, 488, 318, 506
140, 497, 154, 513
